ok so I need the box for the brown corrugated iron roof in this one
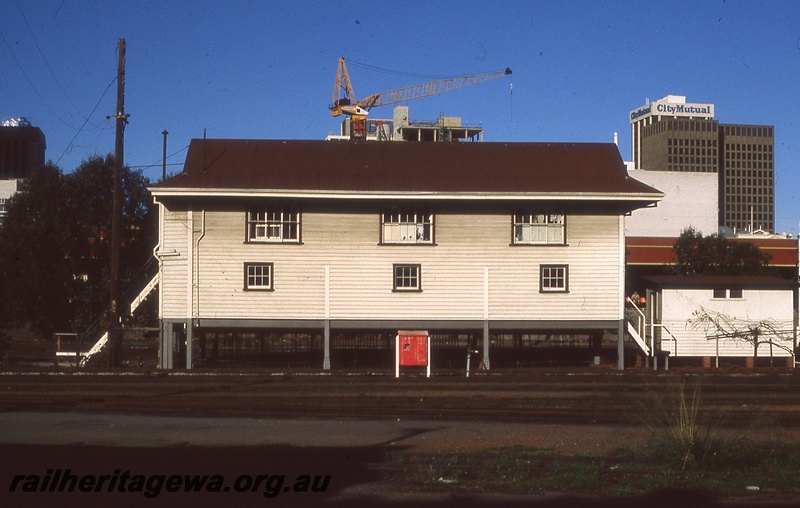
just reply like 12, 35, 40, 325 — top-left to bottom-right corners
153, 139, 662, 197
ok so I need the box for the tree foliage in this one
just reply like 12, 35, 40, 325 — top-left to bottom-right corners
0, 155, 154, 339
672, 227, 771, 276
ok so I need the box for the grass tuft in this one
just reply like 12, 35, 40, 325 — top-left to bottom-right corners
645, 377, 747, 471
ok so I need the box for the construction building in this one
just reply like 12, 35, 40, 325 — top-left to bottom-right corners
629, 95, 774, 233
327, 106, 484, 142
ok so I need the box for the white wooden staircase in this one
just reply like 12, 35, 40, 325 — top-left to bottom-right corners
78, 272, 159, 367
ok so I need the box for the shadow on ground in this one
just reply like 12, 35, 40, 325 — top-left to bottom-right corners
3, 441, 797, 508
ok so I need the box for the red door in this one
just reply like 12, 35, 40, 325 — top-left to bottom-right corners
399, 335, 428, 366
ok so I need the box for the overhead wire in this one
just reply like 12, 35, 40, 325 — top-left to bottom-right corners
0, 28, 81, 130
15, 0, 101, 129
81, 118, 116, 162
55, 77, 117, 167
343, 57, 499, 81
128, 145, 190, 171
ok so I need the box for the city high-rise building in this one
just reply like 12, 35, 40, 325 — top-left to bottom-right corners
0, 120, 46, 222
718, 123, 774, 234
629, 95, 774, 233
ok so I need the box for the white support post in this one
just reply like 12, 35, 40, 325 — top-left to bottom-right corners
483, 266, 490, 370
426, 337, 431, 378
159, 321, 173, 369
186, 211, 193, 370
618, 215, 626, 371
324, 266, 331, 370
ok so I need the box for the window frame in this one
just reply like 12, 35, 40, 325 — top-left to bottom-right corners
244, 262, 275, 291
381, 207, 434, 245
712, 288, 744, 300
393, 263, 422, 292
539, 264, 569, 293
246, 205, 300, 243
513, 212, 566, 245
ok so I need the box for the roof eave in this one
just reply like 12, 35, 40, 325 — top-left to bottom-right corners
150, 188, 665, 203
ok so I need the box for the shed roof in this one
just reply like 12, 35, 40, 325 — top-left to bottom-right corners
626, 236, 799, 267
152, 139, 662, 206
643, 275, 797, 290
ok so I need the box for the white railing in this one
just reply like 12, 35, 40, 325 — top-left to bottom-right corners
625, 297, 679, 358
625, 297, 650, 356
626, 321, 651, 356
77, 273, 160, 367
78, 331, 108, 367
651, 323, 678, 356
129, 273, 159, 315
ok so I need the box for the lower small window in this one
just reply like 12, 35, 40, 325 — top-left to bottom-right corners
245, 263, 274, 290
393, 264, 421, 292
540, 265, 568, 292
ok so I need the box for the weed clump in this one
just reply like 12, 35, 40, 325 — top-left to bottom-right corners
645, 377, 748, 471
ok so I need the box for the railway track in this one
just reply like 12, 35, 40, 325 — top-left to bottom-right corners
2, 370, 800, 427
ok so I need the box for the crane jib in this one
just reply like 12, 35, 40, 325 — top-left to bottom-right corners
330, 57, 512, 117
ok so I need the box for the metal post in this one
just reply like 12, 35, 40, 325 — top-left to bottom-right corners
161, 130, 168, 182
185, 321, 192, 369
323, 320, 330, 370
159, 321, 173, 369
483, 321, 490, 371
617, 319, 625, 370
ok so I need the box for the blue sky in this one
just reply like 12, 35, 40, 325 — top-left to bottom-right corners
2, 0, 799, 234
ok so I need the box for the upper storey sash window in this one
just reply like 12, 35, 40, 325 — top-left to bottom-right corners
513, 213, 565, 245
247, 206, 300, 243
382, 208, 433, 244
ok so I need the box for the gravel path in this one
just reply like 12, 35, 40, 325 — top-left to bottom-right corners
0, 411, 649, 454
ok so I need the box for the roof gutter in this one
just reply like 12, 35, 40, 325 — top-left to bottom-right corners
150, 188, 665, 203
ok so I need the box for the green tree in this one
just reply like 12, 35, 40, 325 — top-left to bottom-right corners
0, 163, 72, 338
0, 155, 154, 339
672, 227, 771, 276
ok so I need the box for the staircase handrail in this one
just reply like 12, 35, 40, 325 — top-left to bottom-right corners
625, 297, 648, 353
651, 323, 678, 356
626, 321, 651, 356
73, 256, 160, 367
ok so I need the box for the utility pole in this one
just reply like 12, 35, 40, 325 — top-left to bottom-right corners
107, 38, 128, 366
162, 130, 168, 182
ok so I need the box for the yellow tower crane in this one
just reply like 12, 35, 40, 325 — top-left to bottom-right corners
330, 57, 512, 139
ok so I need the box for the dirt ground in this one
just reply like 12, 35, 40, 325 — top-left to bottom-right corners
2, 368, 800, 507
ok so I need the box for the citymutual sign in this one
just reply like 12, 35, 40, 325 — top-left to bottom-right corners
630, 100, 714, 123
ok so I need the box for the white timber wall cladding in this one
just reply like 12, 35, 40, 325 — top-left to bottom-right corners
160, 209, 189, 318
660, 288, 794, 357
159, 203, 622, 323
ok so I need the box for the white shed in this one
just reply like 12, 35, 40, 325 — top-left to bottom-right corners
642, 276, 797, 361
